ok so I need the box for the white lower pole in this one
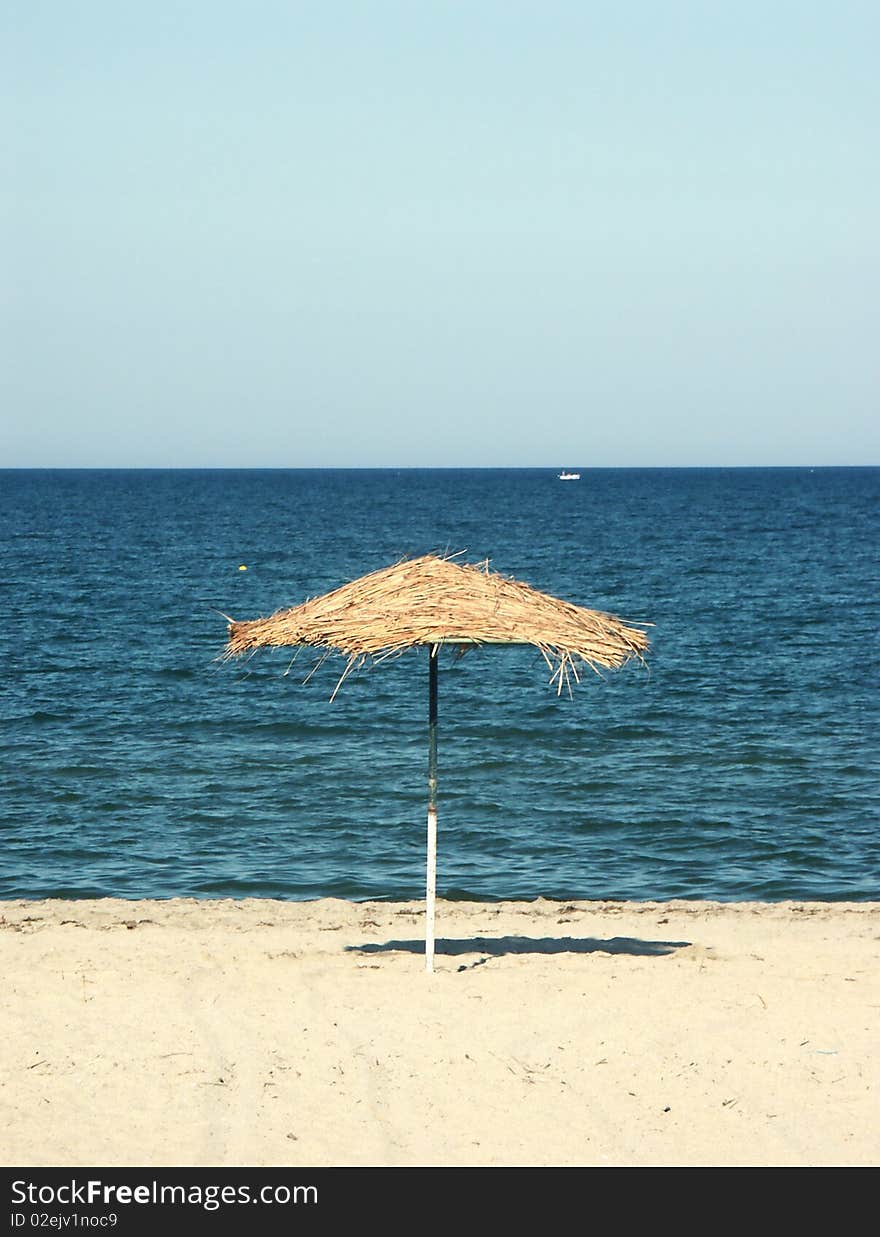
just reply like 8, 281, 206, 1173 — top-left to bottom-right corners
426, 804, 437, 973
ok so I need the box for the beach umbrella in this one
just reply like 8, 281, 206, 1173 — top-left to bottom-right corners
224, 554, 649, 972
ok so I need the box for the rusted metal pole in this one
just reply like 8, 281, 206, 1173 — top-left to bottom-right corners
426, 644, 438, 973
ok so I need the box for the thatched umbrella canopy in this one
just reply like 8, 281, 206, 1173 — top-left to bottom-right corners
224, 554, 649, 971
226, 553, 648, 690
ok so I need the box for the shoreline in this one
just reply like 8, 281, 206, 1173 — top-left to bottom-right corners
2, 897, 878, 1167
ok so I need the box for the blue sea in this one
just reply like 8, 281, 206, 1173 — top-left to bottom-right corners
1, 467, 877, 903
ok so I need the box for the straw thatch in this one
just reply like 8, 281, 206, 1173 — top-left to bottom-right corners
224, 554, 649, 697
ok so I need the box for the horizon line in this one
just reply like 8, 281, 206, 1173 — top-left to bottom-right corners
1, 463, 877, 472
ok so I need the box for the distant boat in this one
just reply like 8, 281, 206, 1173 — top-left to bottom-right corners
558, 470, 580, 481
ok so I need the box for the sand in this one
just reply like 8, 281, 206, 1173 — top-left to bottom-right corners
1, 896, 877, 1167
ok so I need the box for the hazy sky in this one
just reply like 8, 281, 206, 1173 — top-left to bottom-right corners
3, 1, 878, 466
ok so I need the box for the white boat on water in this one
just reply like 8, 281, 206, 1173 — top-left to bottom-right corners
558, 470, 580, 480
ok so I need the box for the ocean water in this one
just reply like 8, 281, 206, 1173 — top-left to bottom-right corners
1, 467, 877, 903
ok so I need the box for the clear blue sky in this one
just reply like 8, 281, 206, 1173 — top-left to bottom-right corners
3, 1, 877, 466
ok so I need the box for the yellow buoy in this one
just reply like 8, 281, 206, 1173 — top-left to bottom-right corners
238, 565, 247, 571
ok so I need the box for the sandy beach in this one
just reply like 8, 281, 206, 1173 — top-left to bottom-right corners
1, 896, 877, 1168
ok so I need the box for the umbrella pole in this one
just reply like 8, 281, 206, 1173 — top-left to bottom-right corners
426, 645, 439, 973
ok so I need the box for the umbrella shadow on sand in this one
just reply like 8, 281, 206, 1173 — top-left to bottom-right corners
349, 935, 691, 970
